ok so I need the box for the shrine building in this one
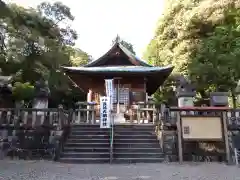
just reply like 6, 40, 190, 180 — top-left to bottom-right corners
62, 40, 173, 122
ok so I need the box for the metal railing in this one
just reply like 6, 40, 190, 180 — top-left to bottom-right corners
110, 112, 114, 163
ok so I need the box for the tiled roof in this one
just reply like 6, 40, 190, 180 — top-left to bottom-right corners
62, 65, 173, 73
84, 41, 152, 67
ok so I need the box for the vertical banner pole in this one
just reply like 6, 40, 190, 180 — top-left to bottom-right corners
104, 79, 114, 163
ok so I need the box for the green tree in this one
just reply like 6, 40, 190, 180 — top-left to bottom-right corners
68, 47, 91, 66
12, 82, 35, 107
0, 1, 88, 107
144, 0, 240, 106
188, 8, 240, 107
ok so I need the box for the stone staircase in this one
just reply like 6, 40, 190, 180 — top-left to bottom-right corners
60, 124, 110, 163
60, 124, 164, 163
113, 125, 164, 163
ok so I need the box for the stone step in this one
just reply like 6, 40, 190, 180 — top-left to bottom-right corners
114, 124, 155, 128
67, 139, 110, 143
68, 134, 110, 139
113, 147, 161, 153
114, 128, 155, 132
61, 152, 109, 158
65, 142, 110, 148
113, 152, 163, 158
71, 124, 101, 127
64, 147, 110, 153
113, 157, 164, 163
113, 131, 155, 135
114, 134, 156, 139
71, 124, 154, 126
114, 127, 155, 131
59, 157, 110, 163
114, 143, 160, 148
114, 139, 159, 143
71, 125, 156, 131
60, 124, 163, 164
70, 131, 110, 135
71, 126, 109, 132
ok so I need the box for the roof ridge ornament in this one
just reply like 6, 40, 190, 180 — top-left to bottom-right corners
112, 34, 121, 45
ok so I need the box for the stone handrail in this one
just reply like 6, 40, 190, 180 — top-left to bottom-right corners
0, 108, 70, 130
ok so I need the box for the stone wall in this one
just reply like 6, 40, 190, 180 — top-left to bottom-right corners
161, 130, 178, 162
160, 109, 240, 163
226, 111, 240, 164
160, 111, 178, 162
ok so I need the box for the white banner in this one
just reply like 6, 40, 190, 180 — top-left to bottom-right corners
105, 79, 114, 109
100, 96, 111, 128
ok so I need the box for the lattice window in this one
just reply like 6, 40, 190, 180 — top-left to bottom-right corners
119, 88, 129, 104
111, 88, 130, 113
112, 88, 129, 104
112, 88, 117, 103
131, 91, 145, 102
112, 104, 117, 112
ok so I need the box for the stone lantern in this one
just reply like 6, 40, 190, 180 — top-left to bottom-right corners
175, 76, 196, 108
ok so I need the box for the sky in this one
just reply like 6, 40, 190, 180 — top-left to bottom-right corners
6, 0, 165, 59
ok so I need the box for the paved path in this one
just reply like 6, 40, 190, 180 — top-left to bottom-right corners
0, 160, 240, 180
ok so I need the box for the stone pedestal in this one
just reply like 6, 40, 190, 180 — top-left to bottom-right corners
113, 105, 126, 124
177, 92, 196, 107
113, 113, 126, 124
177, 92, 196, 116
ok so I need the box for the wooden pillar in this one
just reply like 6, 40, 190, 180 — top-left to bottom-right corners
144, 77, 150, 123
87, 89, 92, 123
144, 77, 147, 103
153, 104, 156, 125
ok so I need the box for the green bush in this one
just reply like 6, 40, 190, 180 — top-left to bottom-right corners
12, 82, 35, 102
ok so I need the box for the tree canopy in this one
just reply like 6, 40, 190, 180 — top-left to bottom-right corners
144, 0, 240, 106
0, 1, 90, 107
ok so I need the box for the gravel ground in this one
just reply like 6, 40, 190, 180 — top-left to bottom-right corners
0, 160, 240, 180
